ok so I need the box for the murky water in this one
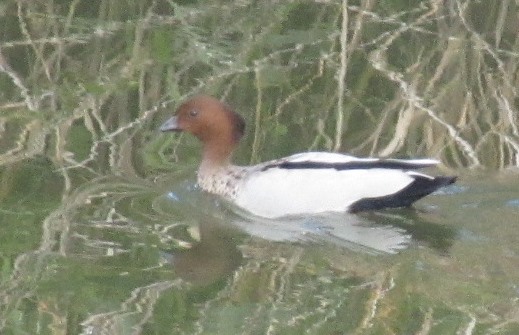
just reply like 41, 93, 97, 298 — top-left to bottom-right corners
1, 0, 519, 334
1, 153, 519, 334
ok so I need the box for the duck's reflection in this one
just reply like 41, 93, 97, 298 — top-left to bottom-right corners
232, 212, 409, 254
166, 183, 456, 284
170, 220, 243, 286
358, 209, 456, 252
231, 207, 455, 254
169, 208, 455, 286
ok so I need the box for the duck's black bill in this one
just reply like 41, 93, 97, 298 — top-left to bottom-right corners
160, 116, 181, 132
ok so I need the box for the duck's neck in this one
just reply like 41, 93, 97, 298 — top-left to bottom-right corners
200, 141, 235, 171
198, 143, 244, 198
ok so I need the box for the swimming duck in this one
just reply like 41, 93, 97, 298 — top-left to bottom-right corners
160, 95, 456, 218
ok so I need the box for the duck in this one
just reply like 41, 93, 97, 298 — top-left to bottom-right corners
160, 95, 456, 218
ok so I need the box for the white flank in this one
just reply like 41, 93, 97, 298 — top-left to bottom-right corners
235, 167, 417, 218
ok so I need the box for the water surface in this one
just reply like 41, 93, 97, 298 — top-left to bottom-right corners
1, 156, 519, 334
1, 1, 519, 334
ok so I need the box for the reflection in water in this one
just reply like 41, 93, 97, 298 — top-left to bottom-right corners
165, 180, 456, 255
0, 156, 459, 334
226, 207, 455, 254
170, 220, 243, 286
358, 210, 457, 253
1, 0, 518, 331
233, 213, 410, 254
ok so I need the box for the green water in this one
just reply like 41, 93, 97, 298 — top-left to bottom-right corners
1, 1, 519, 334
1, 160, 519, 334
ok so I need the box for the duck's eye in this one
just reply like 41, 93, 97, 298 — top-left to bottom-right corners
189, 109, 199, 117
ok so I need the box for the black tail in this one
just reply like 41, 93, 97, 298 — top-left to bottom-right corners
349, 175, 457, 213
